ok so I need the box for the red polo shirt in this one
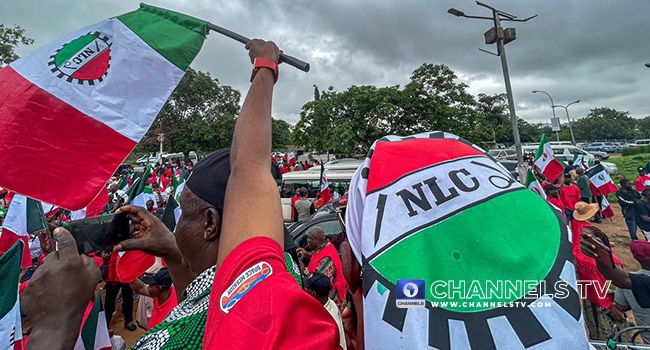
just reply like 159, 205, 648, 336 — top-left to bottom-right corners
560, 184, 581, 210
547, 196, 566, 218
636, 175, 650, 192
203, 237, 339, 349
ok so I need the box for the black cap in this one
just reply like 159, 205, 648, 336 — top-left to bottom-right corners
142, 267, 172, 287
304, 272, 331, 297
639, 167, 646, 172
186, 148, 282, 210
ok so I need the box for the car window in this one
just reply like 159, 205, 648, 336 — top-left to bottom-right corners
488, 150, 500, 157
505, 149, 516, 155
293, 219, 342, 248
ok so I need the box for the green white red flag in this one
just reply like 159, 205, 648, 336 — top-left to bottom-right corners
525, 169, 547, 199
0, 241, 23, 349
0, 194, 47, 268
534, 135, 564, 182
319, 164, 332, 204
586, 164, 617, 195
73, 290, 111, 350
0, 4, 207, 210
600, 196, 615, 219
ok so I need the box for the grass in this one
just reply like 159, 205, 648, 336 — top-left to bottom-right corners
607, 153, 650, 182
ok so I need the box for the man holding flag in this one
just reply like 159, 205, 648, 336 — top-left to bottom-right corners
534, 134, 564, 183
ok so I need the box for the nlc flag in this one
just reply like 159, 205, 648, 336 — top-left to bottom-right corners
0, 4, 207, 210
534, 134, 564, 182
346, 132, 589, 349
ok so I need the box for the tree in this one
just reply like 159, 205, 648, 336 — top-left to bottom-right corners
0, 24, 34, 66
133, 69, 241, 157
635, 116, 650, 139
476, 93, 511, 142
272, 118, 291, 150
293, 63, 492, 156
571, 107, 638, 141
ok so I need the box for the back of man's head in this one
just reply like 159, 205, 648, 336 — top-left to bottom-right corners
305, 272, 331, 298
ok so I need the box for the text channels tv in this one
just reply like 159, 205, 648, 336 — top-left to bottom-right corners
396, 279, 425, 308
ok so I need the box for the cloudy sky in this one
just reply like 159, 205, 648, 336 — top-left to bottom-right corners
2, 0, 649, 126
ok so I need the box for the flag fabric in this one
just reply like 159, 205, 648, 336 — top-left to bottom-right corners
115, 251, 156, 283
586, 164, 618, 195
73, 290, 111, 350
0, 4, 207, 211
600, 196, 615, 219
319, 164, 332, 205
0, 195, 47, 268
346, 131, 588, 349
525, 169, 547, 199
71, 187, 109, 220
534, 135, 564, 182
162, 194, 181, 232
127, 164, 158, 207
0, 241, 23, 349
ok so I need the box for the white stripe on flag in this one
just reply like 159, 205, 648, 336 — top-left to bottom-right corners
10, 19, 185, 142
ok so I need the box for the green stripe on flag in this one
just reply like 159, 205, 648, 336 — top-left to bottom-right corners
0, 241, 22, 317
116, 4, 208, 71
26, 199, 47, 234
369, 189, 560, 312
81, 290, 103, 349
162, 195, 179, 232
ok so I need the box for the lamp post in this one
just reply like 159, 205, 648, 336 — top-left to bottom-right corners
448, 2, 536, 164
532, 90, 559, 141
552, 100, 579, 146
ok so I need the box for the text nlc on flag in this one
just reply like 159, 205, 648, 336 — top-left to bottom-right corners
0, 4, 207, 210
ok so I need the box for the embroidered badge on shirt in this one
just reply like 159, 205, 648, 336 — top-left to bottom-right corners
220, 261, 273, 314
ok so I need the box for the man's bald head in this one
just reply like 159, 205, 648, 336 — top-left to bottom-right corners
306, 226, 326, 250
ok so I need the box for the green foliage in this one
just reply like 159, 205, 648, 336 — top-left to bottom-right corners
272, 118, 292, 150
571, 107, 638, 141
293, 63, 490, 156
133, 69, 241, 156
0, 24, 34, 66
608, 154, 650, 182
622, 145, 650, 156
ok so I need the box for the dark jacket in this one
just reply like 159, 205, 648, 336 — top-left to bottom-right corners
616, 188, 641, 219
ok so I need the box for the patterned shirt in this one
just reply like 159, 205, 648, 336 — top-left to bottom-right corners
131, 266, 215, 350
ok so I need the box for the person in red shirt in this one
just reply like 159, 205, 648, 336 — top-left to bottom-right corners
201, 39, 339, 349
291, 189, 301, 222
544, 184, 566, 219
129, 267, 178, 330
102, 251, 137, 331
635, 167, 650, 192
560, 173, 581, 221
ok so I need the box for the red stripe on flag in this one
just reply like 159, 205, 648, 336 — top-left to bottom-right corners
367, 138, 484, 193
0, 66, 136, 210
0, 232, 30, 268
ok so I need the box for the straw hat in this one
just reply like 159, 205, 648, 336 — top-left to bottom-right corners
573, 202, 599, 221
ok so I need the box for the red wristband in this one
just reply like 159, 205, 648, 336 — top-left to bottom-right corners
250, 57, 279, 84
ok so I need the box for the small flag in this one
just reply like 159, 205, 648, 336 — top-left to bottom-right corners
525, 169, 547, 199
0, 195, 47, 268
162, 194, 181, 232
0, 241, 23, 349
127, 164, 158, 207
600, 196, 615, 219
319, 164, 332, 205
0, 4, 208, 210
73, 290, 111, 350
586, 164, 617, 195
534, 135, 564, 182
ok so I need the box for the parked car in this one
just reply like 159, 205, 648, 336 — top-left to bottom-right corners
488, 149, 517, 160
630, 139, 650, 147
289, 209, 344, 249
583, 142, 618, 153
136, 152, 160, 166
519, 145, 617, 174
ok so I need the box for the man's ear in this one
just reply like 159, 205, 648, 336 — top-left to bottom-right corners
204, 207, 221, 241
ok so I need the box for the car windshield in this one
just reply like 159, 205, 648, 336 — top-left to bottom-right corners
488, 150, 500, 156
505, 149, 516, 155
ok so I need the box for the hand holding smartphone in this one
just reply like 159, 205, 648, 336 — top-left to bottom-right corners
67, 213, 132, 255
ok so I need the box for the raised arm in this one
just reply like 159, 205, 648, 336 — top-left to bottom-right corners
217, 40, 283, 265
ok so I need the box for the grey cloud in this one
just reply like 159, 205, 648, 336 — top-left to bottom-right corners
1, 0, 648, 127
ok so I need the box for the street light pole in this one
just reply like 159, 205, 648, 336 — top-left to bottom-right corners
552, 100, 579, 146
532, 90, 558, 141
447, 2, 536, 164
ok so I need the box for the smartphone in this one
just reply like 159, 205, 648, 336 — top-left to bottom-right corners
67, 213, 131, 254
585, 234, 615, 268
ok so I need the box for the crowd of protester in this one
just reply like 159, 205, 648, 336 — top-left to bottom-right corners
4, 39, 650, 350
